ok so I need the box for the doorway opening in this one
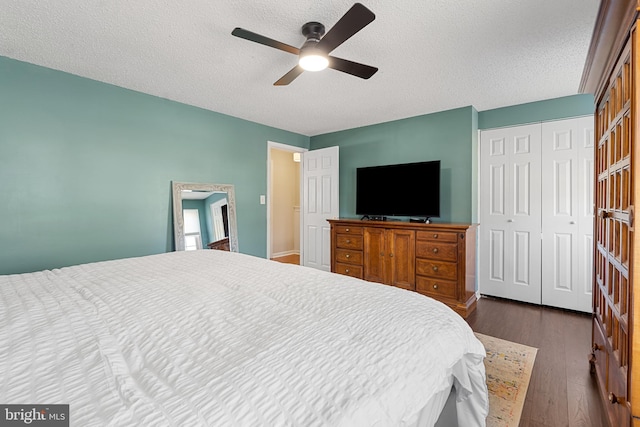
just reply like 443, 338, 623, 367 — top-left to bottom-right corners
267, 141, 306, 264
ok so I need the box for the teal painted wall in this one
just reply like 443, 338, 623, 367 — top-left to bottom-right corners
0, 54, 596, 275
478, 94, 595, 129
308, 96, 592, 224
310, 106, 476, 223
0, 56, 309, 274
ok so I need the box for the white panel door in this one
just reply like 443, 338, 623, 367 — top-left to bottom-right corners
576, 116, 595, 312
302, 146, 339, 271
210, 198, 228, 241
541, 117, 594, 312
480, 124, 542, 304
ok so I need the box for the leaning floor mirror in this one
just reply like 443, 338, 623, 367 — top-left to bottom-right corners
172, 182, 239, 252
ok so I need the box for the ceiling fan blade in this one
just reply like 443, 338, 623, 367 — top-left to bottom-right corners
328, 56, 378, 79
274, 66, 305, 86
316, 3, 375, 54
232, 28, 300, 55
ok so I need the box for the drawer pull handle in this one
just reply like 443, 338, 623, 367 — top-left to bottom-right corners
346, 239, 351, 244
389, 253, 394, 258
433, 284, 438, 290
588, 352, 596, 372
433, 266, 439, 272
433, 234, 438, 238
608, 393, 625, 405
345, 228, 350, 232
346, 254, 350, 259
345, 269, 350, 273
433, 248, 439, 253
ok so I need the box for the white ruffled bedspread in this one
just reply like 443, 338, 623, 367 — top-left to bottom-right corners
0, 250, 488, 426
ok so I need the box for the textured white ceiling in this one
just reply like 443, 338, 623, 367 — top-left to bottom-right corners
0, 0, 600, 136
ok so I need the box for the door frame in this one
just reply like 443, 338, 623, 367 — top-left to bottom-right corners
266, 141, 307, 260
209, 197, 228, 241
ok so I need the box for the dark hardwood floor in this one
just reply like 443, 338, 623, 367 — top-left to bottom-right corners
466, 296, 608, 427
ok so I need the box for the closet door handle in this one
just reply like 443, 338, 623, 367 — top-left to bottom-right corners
507, 219, 514, 223
570, 221, 576, 225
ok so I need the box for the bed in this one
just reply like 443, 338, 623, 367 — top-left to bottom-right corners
0, 250, 488, 426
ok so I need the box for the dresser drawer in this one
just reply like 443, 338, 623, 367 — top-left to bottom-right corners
334, 225, 364, 235
336, 234, 363, 250
416, 259, 457, 280
416, 231, 458, 243
416, 276, 457, 299
416, 241, 457, 262
335, 249, 363, 265
335, 262, 363, 279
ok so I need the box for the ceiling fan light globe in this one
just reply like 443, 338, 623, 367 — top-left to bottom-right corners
299, 54, 329, 72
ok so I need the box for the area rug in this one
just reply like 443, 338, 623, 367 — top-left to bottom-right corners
475, 333, 538, 427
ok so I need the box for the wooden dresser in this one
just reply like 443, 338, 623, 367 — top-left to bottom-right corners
329, 219, 477, 318
207, 237, 230, 251
582, 1, 639, 426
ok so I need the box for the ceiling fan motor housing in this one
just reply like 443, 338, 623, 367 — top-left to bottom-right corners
301, 22, 325, 42
299, 21, 327, 70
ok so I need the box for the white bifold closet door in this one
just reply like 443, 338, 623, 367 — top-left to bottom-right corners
479, 116, 594, 312
540, 117, 594, 312
480, 124, 542, 305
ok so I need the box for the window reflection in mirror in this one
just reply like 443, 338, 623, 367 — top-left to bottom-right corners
183, 208, 203, 250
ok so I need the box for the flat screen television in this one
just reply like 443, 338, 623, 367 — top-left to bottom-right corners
356, 160, 440, 219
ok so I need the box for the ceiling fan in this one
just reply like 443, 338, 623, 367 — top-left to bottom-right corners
231, 3, 378, 86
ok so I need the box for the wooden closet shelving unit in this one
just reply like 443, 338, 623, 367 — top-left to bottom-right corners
582, 1, 640, 426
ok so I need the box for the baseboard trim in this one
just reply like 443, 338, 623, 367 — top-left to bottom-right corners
272, 250, 300, 259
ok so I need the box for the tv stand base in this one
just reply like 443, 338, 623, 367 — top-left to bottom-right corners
361, 215, 387, 221
410, 217, 431, 224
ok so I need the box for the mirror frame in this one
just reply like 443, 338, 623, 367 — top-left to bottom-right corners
172, 181, 239, 252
